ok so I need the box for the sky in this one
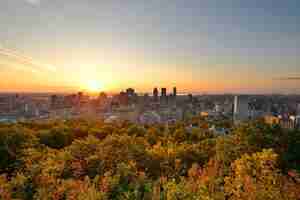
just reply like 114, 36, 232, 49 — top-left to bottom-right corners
0, 0, 299, 94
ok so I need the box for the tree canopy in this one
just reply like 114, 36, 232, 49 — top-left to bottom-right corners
0, 119, 299, 199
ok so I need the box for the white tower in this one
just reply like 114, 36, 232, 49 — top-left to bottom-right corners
297, 103, 300, 115
234, 95, 249, 123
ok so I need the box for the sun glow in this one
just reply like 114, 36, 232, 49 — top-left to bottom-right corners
86, 80, 104, 92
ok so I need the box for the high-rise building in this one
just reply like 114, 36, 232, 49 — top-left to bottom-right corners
297, 103, 300, 115
161, 88, 167, 98
215, 104, 222, 113
98, 92, 108, 100
126, 88, 135, 97
64, 94, 77, 107
78, 92, 83, 99
126, 88, 138, 104
118, 91, 129, 105
188, 94, 193, 103
295, 115, 300, 129
50, 95, 58, 108
233, 95, 249, 123
50, 95, 65, 109
143, 93, 149, 103
153, 88, 159, 102
161, 88, 167, 104
173, 87, 177, 97
0, 96, 13, 113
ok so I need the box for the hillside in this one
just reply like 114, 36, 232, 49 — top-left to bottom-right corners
0, 118, 299, 200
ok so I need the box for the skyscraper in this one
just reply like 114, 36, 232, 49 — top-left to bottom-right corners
50, 95, 58, 109
153, 88, 158, 102
297, 103, 300, 115
161, 88, 167, 104
98, 92, 107, 100
118, 91, 129, 105
233, 95, 249, 123
0, 96, 13, 113
173, 87, 177, 97
161, 88, 167, 98
126, 88, 135, 97
188, 94, 193, 103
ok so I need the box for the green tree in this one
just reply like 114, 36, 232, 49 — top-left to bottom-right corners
38, 126, 73, 149
0, 126, 36, 172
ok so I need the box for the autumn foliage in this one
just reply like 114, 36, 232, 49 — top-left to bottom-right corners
0, 119, 299, 200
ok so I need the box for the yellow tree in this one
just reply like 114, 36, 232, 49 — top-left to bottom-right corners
225, 149, 298, 200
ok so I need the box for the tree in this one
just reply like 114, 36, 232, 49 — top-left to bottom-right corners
224, 149, 297, 200
0, 126, 36, 172
38, 126, 73, 149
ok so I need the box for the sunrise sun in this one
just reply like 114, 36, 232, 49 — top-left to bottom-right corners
86, 80, 104, 92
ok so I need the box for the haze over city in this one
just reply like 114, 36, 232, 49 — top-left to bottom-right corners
0, 0, 300, 94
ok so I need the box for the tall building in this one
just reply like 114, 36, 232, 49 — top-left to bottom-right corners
297, 103, 300, 115
161, 88, 167, 104
0, 96, 13, 113
98, 92, 108, 100
143, 93, 150, 105
78, 92, 83, 99
173, 87, 177, 97
64, 94, 77, 108
161, 88, 167, 97
126, 88, 135, 97
153, 88, 159, 102
50, 95, 65, 109
125, 88, 137, 104
295, 116, 300, 129
50, 95, 58, 109
188, 94, 193, 103
118, 91, 129, 105
233, 95, 249, 123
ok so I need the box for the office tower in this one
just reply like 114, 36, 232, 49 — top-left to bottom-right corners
173, 87, 177, 97
143, 93, 149, 102
161, 88, 167, 98
153, 88, 159, 102
161, 88, 167, 104
296, 115, 300, 129
233, 95, 249, 123
126, 88, 135, 97
0, 96, 12, 113
119, 91, 129, 105
297, 103, 300, 115
99, 92, 108, 100
215, 104, 221, 113
64, 94, 77, 107
97, 92, 108, 108
188, 94, 193, 102
51, 95, 65, 109
126, 88, 138, 104
78, 92, 83, 99
50, 95, 58, 108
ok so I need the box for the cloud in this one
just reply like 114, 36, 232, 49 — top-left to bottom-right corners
0, 46, 57, 73
273, 77, 300, 81
0, 62, 40, 74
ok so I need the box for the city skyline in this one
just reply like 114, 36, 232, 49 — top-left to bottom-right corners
1, 0, 300, 94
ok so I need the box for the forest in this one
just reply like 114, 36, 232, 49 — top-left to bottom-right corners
0, 117, 299, 200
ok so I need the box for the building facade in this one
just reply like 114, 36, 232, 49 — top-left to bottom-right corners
233, 95, 249, 123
